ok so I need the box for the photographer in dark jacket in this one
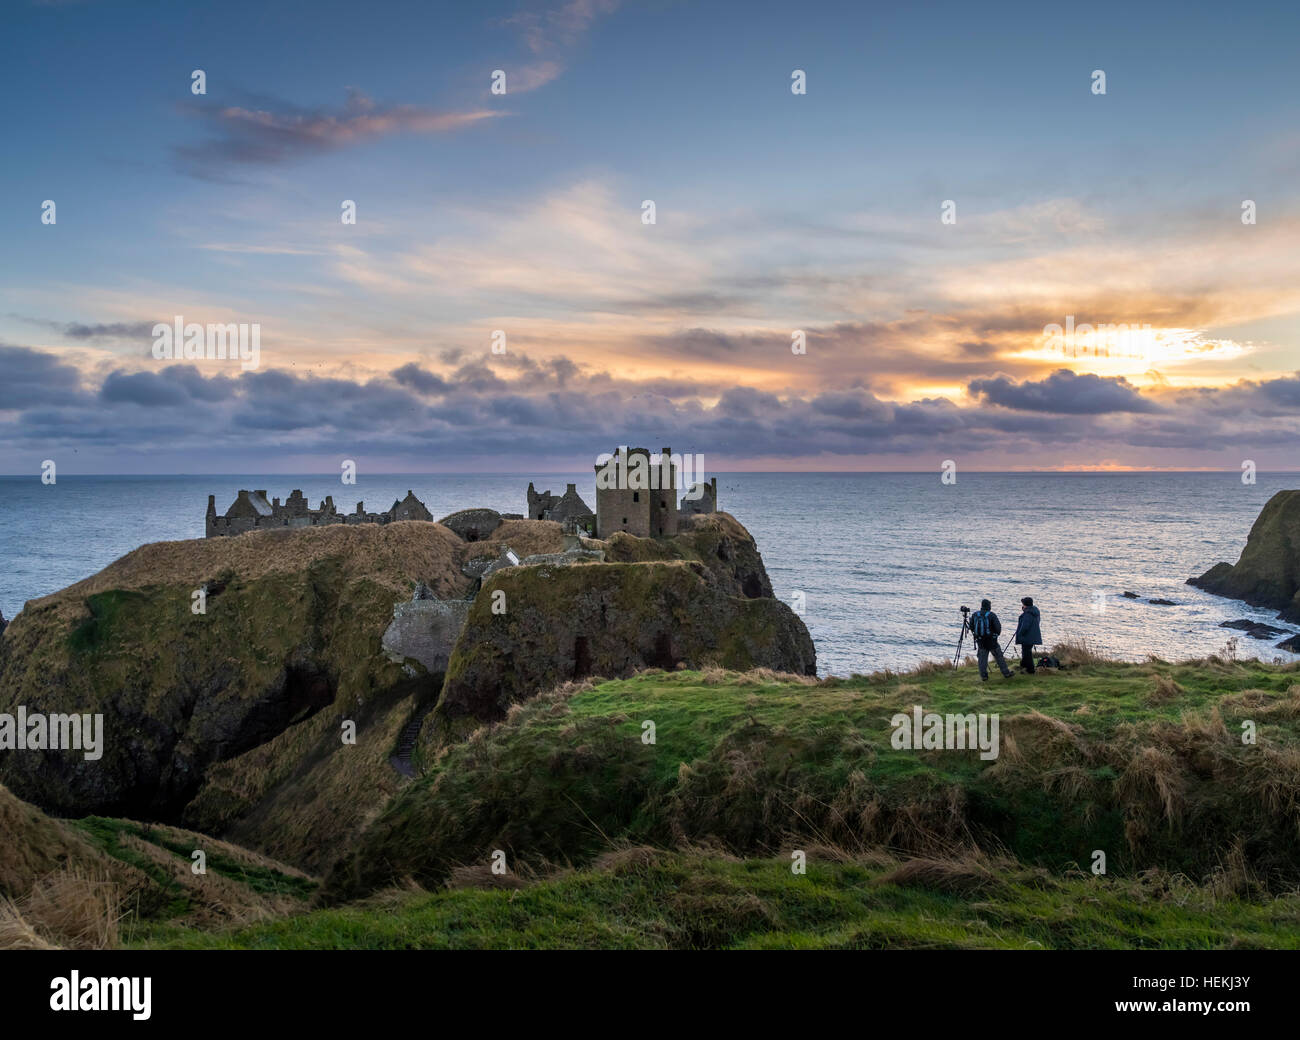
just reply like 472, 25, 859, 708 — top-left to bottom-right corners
1014, 596, 1042, 674
969, 599, 1013, 680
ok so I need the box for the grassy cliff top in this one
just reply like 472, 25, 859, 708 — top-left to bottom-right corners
22, 520, 471, 622
138, 651, 1300, 949
9, 651, 1300, 949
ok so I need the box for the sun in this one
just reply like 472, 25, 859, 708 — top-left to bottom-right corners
1016, 325, 1250, 378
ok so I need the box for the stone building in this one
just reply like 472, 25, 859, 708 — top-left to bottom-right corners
594, 446, 678, 539
680, 477, 718, 516
206, 488, 431, 537
523, 448, 719, 541
526, 483, 596, 534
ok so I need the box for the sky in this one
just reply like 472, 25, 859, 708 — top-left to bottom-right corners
2, 0, 1299, 473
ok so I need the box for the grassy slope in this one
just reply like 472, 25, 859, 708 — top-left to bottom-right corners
138, 849, 1300, 950
326, 652, 1300, 899
128, 653, 1300, 949
14, 653, 1300, 949
1, 788, 318, 948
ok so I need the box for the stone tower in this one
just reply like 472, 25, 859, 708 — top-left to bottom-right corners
594, 446, 678, 539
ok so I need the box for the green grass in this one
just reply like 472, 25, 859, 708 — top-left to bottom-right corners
62, 656, 1300, 950
70, 816, 317, 921
137, 850, 1300, 950
66, 589, 150, 653
326, 655, 1300, 902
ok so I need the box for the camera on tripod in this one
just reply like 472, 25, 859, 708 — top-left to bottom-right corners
953, 606, 972, 666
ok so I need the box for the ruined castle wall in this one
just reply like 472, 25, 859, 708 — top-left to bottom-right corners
647, 464, 678, 537
381, 597, 472, 673
597, 487, 649, 538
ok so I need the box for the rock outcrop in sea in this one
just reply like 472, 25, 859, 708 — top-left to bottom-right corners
1189, 489, 1300, 625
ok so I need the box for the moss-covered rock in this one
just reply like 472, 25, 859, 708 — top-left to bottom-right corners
600, 513, 775, 599
1189, 490, 1300, 620
0, 510, 805, 872
434, 557, 815, 728
0, 523, 463, 867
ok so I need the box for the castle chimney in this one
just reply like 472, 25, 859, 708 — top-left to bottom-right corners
255, 490, 267, 499
206, 494, 216, 516
356, 501, 364, 515
566, 483, 576, 492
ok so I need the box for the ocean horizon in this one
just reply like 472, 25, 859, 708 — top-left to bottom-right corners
3, 470, 1294, 676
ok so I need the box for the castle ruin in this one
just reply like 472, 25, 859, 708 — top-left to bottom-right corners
526, 483, 597, 535
525, 447, 718, 540
206, 488, 432, 537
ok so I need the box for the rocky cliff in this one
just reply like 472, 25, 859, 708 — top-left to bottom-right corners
435, 557, 815, 729
0, 510, 810, 873
0, 522, 474, 870
1189, 490, 1300, 622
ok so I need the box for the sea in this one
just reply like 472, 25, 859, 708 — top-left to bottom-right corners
0, 472, 1295, 677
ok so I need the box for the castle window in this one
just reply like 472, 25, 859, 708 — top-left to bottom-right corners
633, 492, 639, 502
622, 518, 628, 525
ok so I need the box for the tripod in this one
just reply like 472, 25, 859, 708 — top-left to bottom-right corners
952, 610, 971, 667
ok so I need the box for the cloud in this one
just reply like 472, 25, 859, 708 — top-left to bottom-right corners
968, 370, 1159, 414
175, 88, 501, 175
9, 347, 1299, 473
508, 62, 564, 93
99, 366, 237, 407
8, 316, 158, 341
100, 370, 190, 407
391, 363, 450, 396
497, 0, 620, 94
62, 321, 157, 340
0, 345, 85, 409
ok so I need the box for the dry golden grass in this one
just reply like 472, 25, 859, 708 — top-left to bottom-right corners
14, 868, 123, 949
1207, 838, 1266, 900
1051, 638, 1107, 666
1220, 685, 1300, 721
1147, 674, 1185, 704
985, 710, 1083, 780
469, 518, 569, 560
24, 521, 471, 624
116, 834, 303, 927
444, 863, 529, 890
1118, 746, 1187, 834
194, 686, 413, 874
0, 899, 55, 949
592, 845, 667, 875
353, 877, 430, 911
875, 848, 1026, 895
0, 784, 144, 902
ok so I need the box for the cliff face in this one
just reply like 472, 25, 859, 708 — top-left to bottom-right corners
0, 510, 808, 872
0, 522, 472, 869
598, 513, 776, 599
1189, 490, 1300, 621
435, 558, 815, 728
